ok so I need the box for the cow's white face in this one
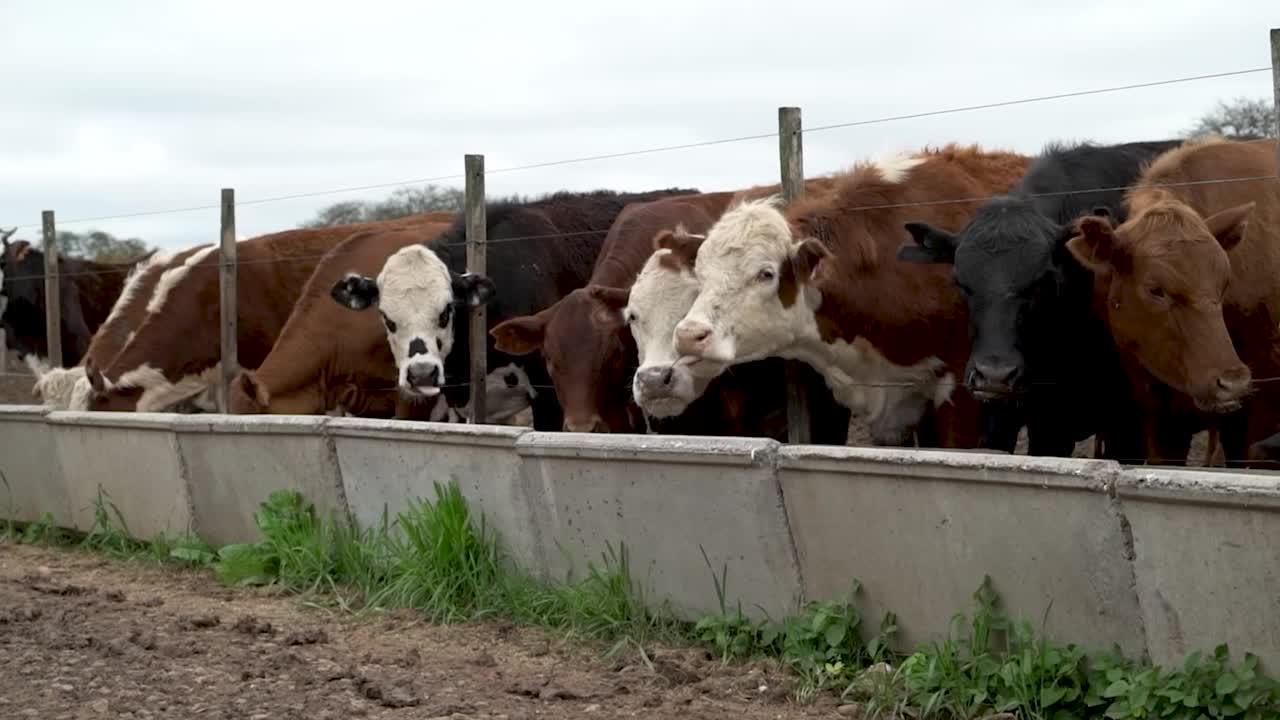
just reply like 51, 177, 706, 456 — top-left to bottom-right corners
673, 198, 823, 365
330, 245, 496, 398
624, 243, 724, 418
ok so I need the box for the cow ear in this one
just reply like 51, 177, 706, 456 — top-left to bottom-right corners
1065, 216, 1118, 274
1203, 201, 1253, 252
12, 240, 31, 262
330, 273, 379, 310
654, 225, 703, 271
490, 313, 547, 355
86, 364, 105, 394
586, 284, 631, 330
898, 222, 957, 264
452, 271, 497, 307
790, 238, 829, 282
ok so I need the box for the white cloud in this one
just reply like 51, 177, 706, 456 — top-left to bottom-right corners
1, 0, 1275, 249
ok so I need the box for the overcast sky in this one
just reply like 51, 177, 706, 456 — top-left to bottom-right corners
3, 1, 1276, 250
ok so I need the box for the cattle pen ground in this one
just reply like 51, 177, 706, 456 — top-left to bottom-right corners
0, 542, 841, 720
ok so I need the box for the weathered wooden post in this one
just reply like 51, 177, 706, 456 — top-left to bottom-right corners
1271, 29, 1279, 169
41, 210, 62, 367
465, 154, 487, 424
218, 188, 238, 413
778, 107, 811, 444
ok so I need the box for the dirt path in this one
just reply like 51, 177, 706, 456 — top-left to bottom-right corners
0, 543, 847, 719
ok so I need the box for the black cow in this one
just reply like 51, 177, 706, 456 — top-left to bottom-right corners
1, 234, 151, 367
897, 139, 1183, 459
329, 188, 699, 431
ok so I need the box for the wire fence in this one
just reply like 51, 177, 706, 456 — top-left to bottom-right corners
3, 56, 1279, 462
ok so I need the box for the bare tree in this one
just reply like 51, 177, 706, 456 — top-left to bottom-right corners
54, 230, 153, 262
1184, 97, 1278, 139
301, 184, 529, 228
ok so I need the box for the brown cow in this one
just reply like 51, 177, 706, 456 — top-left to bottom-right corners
30, 244, 212, 410
84, 214, 441, 412
229, 217, 455, 418
1065, 136, 1279, 465
489, 180, 840, 435
668, 145, 1032, 449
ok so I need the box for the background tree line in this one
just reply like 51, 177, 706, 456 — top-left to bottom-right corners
20, 97, 1278, 262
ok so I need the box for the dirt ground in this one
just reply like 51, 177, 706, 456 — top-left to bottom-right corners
0, 543, 852, 720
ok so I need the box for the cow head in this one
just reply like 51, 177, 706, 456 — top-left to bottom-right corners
1066, 197, 1253, 413
490, 287, 634, 433
601, 226, 727, 419
330, 244, 496, 399
899, 196, 1069, 400
673, 198, 825, 366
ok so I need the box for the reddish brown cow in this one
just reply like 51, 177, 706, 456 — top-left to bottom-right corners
668, 145, 1032, 449
1065, 136, 1280, 465
229, 216, 455, 419
28, 245, 213, 410
84, 214, 441, 412
489, 180, 838, 435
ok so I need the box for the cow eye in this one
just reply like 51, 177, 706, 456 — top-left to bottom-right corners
625, 311, 637, 325
756, 268, 776, 282
1148, 286, 1166, 300
438, 307, 451, 328
379, 311, 397, 333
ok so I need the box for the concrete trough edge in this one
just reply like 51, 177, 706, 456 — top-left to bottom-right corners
516, 431, 780, 467
326, 416, 530, 448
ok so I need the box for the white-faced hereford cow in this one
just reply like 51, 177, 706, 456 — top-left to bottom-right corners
1065, 136, 1280, 466
229, 216, 455, 418
30, 244, 213, 410
329, 188, 698, 431
669, 145, 1032, 448
897, 139, 1183, 459
2, 231, 152, 367
84, 214, 442, 412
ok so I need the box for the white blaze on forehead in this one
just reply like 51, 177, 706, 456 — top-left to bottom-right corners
375, 245, 456, 390
147, 245, 217, 315
694, 196, 794, 277
105, 250, 173, 327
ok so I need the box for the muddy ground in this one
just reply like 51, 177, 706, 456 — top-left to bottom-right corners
0, 543, 854, 719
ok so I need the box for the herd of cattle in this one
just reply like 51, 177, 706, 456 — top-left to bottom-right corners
3, 134, 1280, 468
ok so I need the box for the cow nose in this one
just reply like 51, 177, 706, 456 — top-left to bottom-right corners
674, 320, 712, 355
564, 415, 609, 433
408, 338, 428, 357
406, 363, 440, 387
635, 366, 674, 393
971, 361, 1020, 391
1215, 366, 1252, 400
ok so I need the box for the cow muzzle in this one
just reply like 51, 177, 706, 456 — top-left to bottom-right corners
563, 414, 609, 433
1193, 365, 1252, 414
403, 360, 444, 396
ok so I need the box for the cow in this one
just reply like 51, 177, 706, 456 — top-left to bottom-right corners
27, 245, 211, 409
229, 217, 455, 419
1064, 136, 1280, 466
83, 214, 441, 412
896, 139, 1182, 459
489, 181, 848, 439
590, 225, 948, 446
328, 188, 699, 431
2, 233, 152, 367
667, 144, 1032, 449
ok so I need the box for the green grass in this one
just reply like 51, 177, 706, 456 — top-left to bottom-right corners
7, 482, 1278, 718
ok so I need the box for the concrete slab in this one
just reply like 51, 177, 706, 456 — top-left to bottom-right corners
777, 446, 1145, 657
171, 415, 345, 548
46, 411, 192, 539
327, 418, 537, 572
0, 406, 66, 526
517, 432, 798, 621
1117, 467, 1280, 669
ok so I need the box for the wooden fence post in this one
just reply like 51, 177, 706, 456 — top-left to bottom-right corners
41, 210, 62, 368
778, 107, 811, 445
1271, 29, 1279, 169
218, 188, 238, 413
465, 154, 487, 424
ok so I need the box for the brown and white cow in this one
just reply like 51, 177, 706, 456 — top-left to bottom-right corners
668, 145, 1032, 448
229, 216, 455, 418
84, 214, 441, 412
29, 244, 211, 409
1065, 136, 1280, 465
